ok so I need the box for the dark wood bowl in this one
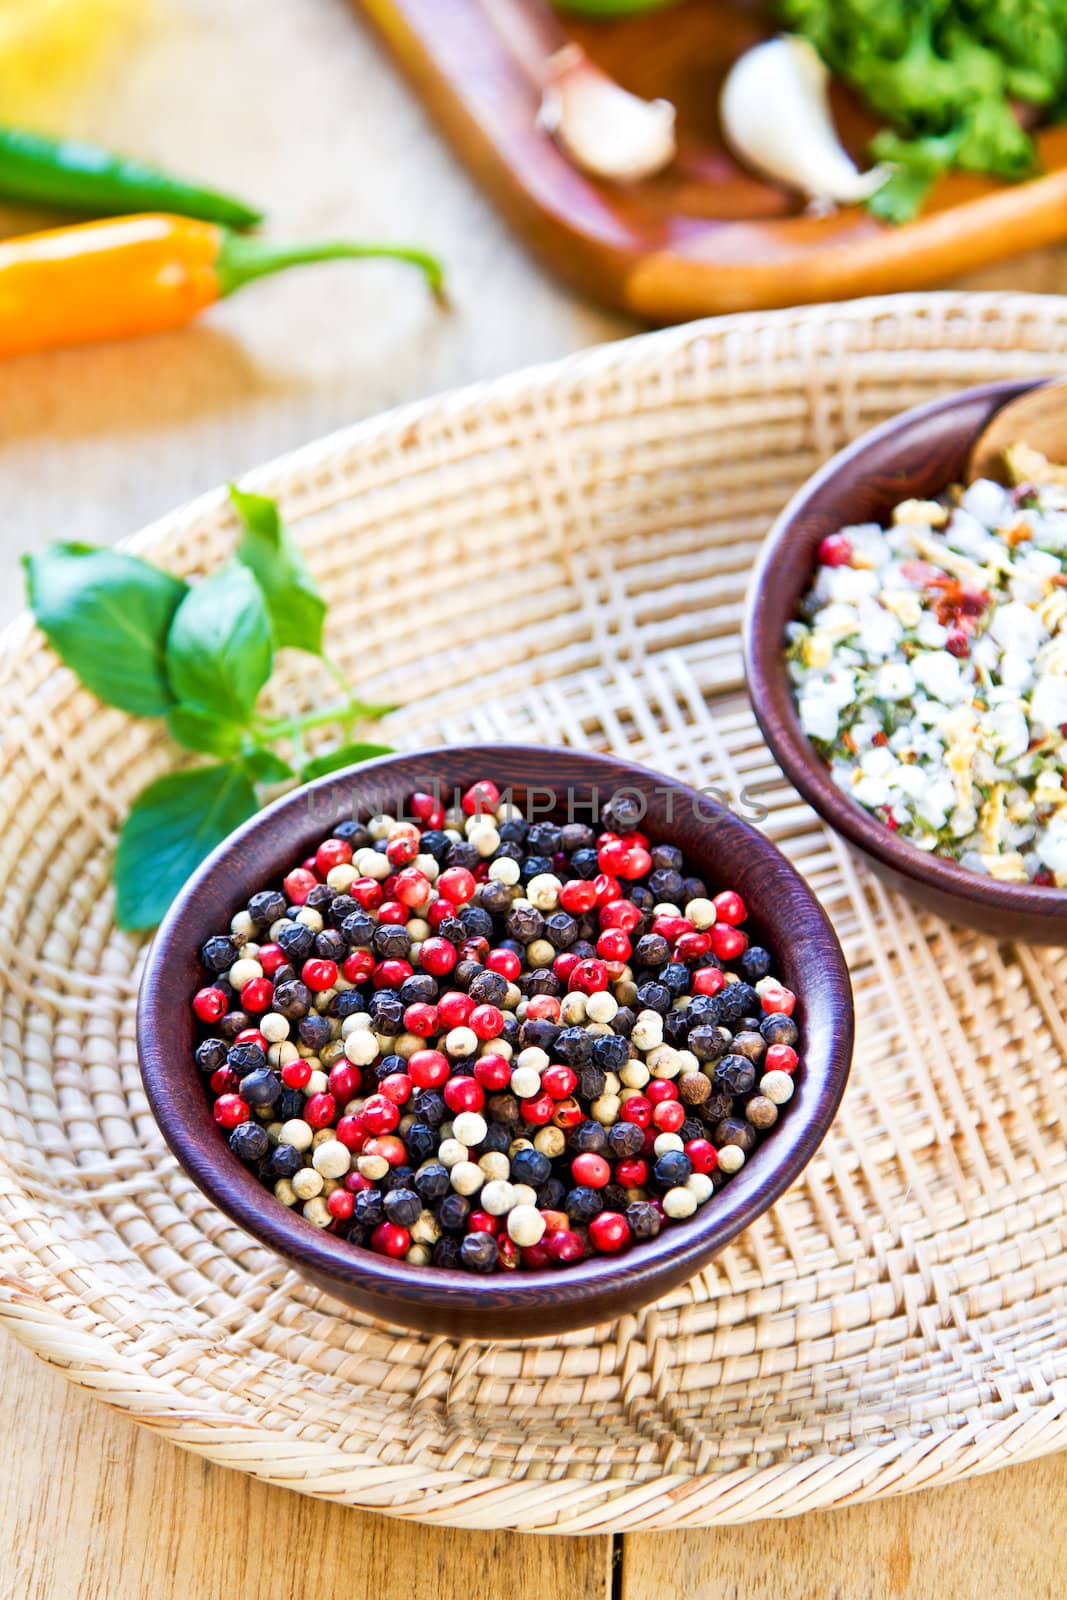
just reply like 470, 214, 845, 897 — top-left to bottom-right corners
137, 745, 853, 1339
744, 378, 1067, 945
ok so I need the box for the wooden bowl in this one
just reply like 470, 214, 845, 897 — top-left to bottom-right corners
137, 745, 853, 1338
744, 378, 1067, 944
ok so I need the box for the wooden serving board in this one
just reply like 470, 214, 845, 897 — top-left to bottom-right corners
356, 0, 1067, 322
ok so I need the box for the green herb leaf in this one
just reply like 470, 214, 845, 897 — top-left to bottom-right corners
300, 741, 393, 783
115, 761, 258, 930
24, 543, 188, 717
230, 485, 327, 655
166, 704, 245, 757
241, 748, 296, 784
166, 564, 273, 722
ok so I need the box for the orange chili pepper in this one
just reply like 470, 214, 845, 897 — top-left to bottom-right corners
0, 214, 444, 357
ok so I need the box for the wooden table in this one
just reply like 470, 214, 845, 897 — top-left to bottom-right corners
1, 3, 1064, 1595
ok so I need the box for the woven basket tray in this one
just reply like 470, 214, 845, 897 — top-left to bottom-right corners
2, 293, 1066, 1535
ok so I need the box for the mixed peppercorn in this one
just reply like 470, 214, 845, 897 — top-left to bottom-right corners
191, 782, 800, 1273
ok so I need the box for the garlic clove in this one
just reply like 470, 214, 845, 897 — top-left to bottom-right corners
720, 35, 888, 209
539, 43, 676, 185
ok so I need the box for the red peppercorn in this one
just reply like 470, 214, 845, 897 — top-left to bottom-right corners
553, 951, 581, 985
540, 1209, 569, 1234
386, 833, 419, 868
410, 790, 445, 829
461, 779, 500, 816
474, 1052, 512, 1091
617, 846, 651, 880
437, 991, 474, 1027
315, 838, 352, 875
379, 1071, 413, 1106
497, 1236, 521, 1270
192, 986, 227, 1023
377, 899, 409, 925
593, 872, 621, 906
551, 1096, 584, 1129
765, 1043, 798, 1074
282, 868, 318, 905
373, 959, 413, 989
467, 1210, 499, 1235
646, 1079, 678, 1105
559, 879, 598, 914
364, 1134, 407, 1166
713, 890, 747, 925
615, 1157, 648, 1187
818, 532, 852, 566
404, 1002, 439, 1037
257, 943, 287, 977
361, 1094, 400, 1134
234, 1027, 268, 1051
282, 1060, 312, 1089
327, 1189, 355, 1220
620, 1095, 652, 1128
653, 914, 693, 942
597, 838, 630, 874
692, 967, 725, 997
409, 1049, 451, 1089
438, 866, 476, 904
710, 924, 748, 960
419, 936, 458, 977
546, 1229, 584, 1263
371, 1221, 410, 1258
568, 958, 609, 995
652, 1100, 685, 1133
596, 928, 631, 962
761, 984, 796, 1015
525, 993, 561, 1022
210, 1066, 241, 1096
444, 1076, 485, 1115
240, 977, 274, 1014
946, 626, 970, 658
213, 1094, 249, 1129
302, 958, 338, 993
600, 899, 641, 933
539, 1064, 576, 1101
521, 1241, 551, 1270
459, 936, 490, 966
335, 1114, 367, 1150
685, 1138, 718, 1175
394, 867, 430, 906
341, 949, 375, 983
588, 1212, 630, 1253
469, 1003, 505, 1040
486, 947, 521, 981
571, 1152, 611, 1188
344, 1170, 372, 1192
304, 1092, 337, 1129
520, 1091, 555, 1125
350, 877, 383, 911
674, 931, 712, 962
328, 1062, 360, 1102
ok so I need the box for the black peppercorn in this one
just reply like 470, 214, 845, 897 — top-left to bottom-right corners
731, 1029, 767, 1064
219, 1010, 249, 1040
486, 1092, 521, 1129
538, 1177, 567, 1211
334, 819, 372, 848
478, 881, 513, 917
240, 1068, 282, 1107
433, 1237, 462, 1269
498, 817, 528, 843
372, 923, 411, 960
543, 911, 578, 949
626, 1200, 662, 1239
482, 1123, 512, 1154
510, 1146, 552, 1186
559, 822, 594, 853
565, 1185, 604, 1223
330, 988, 367, 1019
713, 1117, 757, 1153
353, 1189, 386, 1228
635, 981, 671, 1015
719, 982, 762, 1026
592, 1033, 630, 1071
577, 1063, 606, 1101
400, 974, 438, 1006
611, 1006, 635, 1038
663, 1010, 690, 1048
412, 1089, 448, 1126
607, 1121, 646, 1158
201, 934, 238, 973
570, 848, 599, 879
277, 922, 315, 963
248, 889, 287, 928
341, 911, 376, 947
297, 1015, 332, 1051
405, 1123, 438, 1164
601, 1182, 629, 1212
418, 829, 451, 862
507, 904, 544, 944
524, 968, 560, 997
761, 1012, 799, 1047
712, 1054, 757, 1096
413, 1162, 451, 1202
384, 1188, 421, 1227
652, 1151, 692, 1189
554, 1026, 593, 1066
195, 1038, 229, 1073
227, 1040, 267, 1076
369, 992, 404, 1032
269, 1143, 303, 1179
445, 840, 480, 871
460, 1231, 499, 1272
468, 969, 508, 1008
272, 979, 311, 1020
520, 1018, 560, 1052
277, 1087, 307, 1122
659, 962, 691, 998
739, 946, 773, 983
689, 1025, 727, 1063
436, 1193, 471, 1233
314, 929, 346, 963
229, 1122, 269, 1162
568, 1120, 608, 1155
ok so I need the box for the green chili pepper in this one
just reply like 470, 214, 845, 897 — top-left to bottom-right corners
0, 124, 262, 229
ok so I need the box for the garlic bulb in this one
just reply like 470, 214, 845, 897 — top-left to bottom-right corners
720, 35, 887, 208
539, 44, 676, 185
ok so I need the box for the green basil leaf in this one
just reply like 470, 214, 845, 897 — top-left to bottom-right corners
24, 543, 187, 717
166, 704, 245, 757
300, 741, 393, 783
241, 748, 295, 784
115, 761, 258, 930
166, 564, 273, 722
230, 485, 326, 655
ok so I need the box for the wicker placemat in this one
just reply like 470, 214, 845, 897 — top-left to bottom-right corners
1, 293, 1066, 1534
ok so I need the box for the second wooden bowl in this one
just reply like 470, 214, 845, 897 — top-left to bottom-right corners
744, 379, 1067, 944
137, 744, 853, 1338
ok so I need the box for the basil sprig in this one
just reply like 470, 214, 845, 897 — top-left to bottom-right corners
25, 487, 393, 930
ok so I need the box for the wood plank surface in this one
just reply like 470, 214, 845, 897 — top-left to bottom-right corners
0, 3, 1065, 1597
